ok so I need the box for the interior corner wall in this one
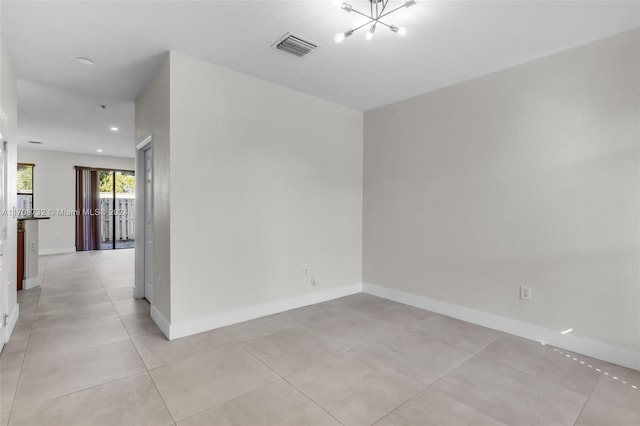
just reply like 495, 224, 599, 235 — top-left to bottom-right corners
168, 51, 363, 325
135, 53, 171, 323
363, 29, 640, 352
16, 148, 134, 255
1, 33, 18, 326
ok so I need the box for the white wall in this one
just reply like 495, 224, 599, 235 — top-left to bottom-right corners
135, 53, 171, 322
168, 51, 363, 326
1, 33, 19, 331
363, 29, 640, 352
17, 148, 134, 254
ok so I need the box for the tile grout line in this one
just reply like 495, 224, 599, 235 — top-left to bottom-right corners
227, 332, 346, 426
552, 347, 639, 390
6, 262, 45, 425
362, 346, 481, 426
88, 253, 178, 426
147, 332, 284, 424
222, 301, 444, 426
281, 377, 346, 426
223, 302, 428, 426
471, 339, 603, 398
428, 349, 596, 426
423, 354, 511, 425
7, 255, 152, 418
431, 387, 508, 426
9, 370, 155, 415
171, 378, 281, 425
366, 383, 429, 426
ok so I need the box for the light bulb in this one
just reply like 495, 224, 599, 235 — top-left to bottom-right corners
397, 27, 407, 36
404, 0, 417, 8
366, 24, 377, 40
341, 2, 353, 12
334, 29, 354, 44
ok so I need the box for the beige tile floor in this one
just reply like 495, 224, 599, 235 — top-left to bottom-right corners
1, 251, 639, 426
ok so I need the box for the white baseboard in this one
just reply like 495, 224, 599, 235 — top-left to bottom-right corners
168, 283, 363, 340
363, 282, 640, 371
150, 305, 171, 340
5, 303, 19, 343
39, 247, 75, 256
23, 276, 40, 290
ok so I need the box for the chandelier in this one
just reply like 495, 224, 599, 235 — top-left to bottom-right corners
334, 0, 417, 43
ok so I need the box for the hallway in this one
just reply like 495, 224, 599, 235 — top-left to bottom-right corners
0, 250, 166, 425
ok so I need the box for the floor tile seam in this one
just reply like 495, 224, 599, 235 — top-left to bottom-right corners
145, 365, 179, 425
31, 255, 155, 415
426, 367, 515, 426
20, 266, 126, 366
396, 330, 503, 358
218, 315, 308, 342
428, 353, 589, 425
21, 334, 133, 364
273, 341, 428, 425
226, 333, 286, 379
428, 387, 509, 426
365, 383, 429, 426
8, 370, 150, 416
280, 377, 346, 426
589, 359, 639, 392
474, 344, 602, 398
228, 327, 355, 378
227, 331, 353, 423
7, 282, 44, 425
168, 377, 283, 425
137, 336, 250, 372
571, 397, 591, 426
92, 258, 153, 386
586, 375, 639, 415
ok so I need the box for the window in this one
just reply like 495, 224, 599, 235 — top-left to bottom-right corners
17, 163, 34, 213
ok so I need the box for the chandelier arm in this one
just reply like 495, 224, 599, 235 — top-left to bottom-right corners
375, 20, 394, 29
351, 8, 375, 20
378, 4, 408, 20
352, 18, 377, 33
377, 0, 390, 19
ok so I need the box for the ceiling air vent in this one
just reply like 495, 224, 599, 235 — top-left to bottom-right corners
28, 141, 43, 145
273, 33, 318, 57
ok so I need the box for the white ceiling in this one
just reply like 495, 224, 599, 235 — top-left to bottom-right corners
2, 1, 638, 159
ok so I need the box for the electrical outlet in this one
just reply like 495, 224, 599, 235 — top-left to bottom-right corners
311, 278, 319, 286
303, 267, 309, 277
520, 286, 532, 301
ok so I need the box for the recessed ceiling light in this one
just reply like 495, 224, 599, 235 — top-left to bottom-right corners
97, 149, 103, 153
110, 126, 119, 132
76, 57, 94, 66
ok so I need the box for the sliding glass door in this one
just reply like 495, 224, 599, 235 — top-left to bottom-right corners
114, 171, 135, 249
98, 170, 135, 250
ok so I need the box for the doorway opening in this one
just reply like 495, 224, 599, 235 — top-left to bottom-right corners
75, 167, 135, 251
134, 136, 152, 303
98, 170, 135, 250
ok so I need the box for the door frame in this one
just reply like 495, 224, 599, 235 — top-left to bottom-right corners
0, 109, 7, 351
134, 135, 153, 301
